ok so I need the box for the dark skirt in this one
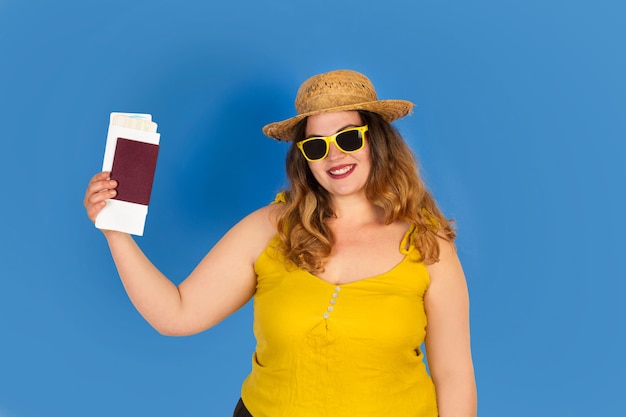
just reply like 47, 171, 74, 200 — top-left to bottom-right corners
232, 398, 253, 417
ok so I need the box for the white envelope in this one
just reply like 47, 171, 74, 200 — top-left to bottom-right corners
95, 113, 160, 236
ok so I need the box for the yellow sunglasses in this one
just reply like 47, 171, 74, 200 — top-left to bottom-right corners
296, 125, 369, 162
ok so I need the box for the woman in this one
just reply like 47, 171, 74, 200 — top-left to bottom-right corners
84, 69, 476, 417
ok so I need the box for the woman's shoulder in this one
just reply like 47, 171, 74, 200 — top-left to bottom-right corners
235, 194, 287, 240
256, 199, 285, 220
237, 201, 283, 235
424, 235, 463, 284
216, 202, 283, 266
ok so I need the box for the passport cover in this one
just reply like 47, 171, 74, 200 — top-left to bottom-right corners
110, 138, 160, 205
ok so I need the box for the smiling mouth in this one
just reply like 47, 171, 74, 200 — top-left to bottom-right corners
328, 164, 355, 176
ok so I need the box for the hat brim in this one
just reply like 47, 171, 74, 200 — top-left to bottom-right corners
262, 99, 414, 141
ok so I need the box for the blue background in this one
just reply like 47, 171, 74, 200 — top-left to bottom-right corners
1, 0, 624, 416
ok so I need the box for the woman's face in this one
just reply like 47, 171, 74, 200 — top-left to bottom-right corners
304, 111, 371, 199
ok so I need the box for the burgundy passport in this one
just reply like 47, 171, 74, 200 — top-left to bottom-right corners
110, 138, 160, 205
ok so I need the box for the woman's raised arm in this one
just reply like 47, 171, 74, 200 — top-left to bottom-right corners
84, 171, 277, 336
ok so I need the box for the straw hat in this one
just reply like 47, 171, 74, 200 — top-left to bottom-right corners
262, 69, 414, 141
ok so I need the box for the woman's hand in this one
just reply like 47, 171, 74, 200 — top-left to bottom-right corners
84, 171, 117, 223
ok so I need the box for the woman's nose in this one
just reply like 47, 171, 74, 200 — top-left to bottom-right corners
326, 141, 346, 160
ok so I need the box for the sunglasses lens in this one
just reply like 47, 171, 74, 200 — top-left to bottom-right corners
302, 139, 328, 160
336, 129, 364, 152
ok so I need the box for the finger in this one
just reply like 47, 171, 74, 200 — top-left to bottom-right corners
84, 172, 117, 223
88, 188, 117, 205
86, 172, 113, 192
87, 200, 107, 222
85, 190, 116, 218
88, 171, 111, 185
90, 179, 118, 194
85, 192, 116, 219
84, 178, 118, 205
86, 188, 118, 222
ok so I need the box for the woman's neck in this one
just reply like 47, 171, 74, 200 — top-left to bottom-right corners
328, 194, 385, 226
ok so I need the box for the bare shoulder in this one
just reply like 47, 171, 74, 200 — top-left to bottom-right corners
235, 202, 283, 235
253, 201, 284, 224
423, 236, 471, 364
218, 202, 283, 263
424, 235, 465, 287
423, 235, 469, 337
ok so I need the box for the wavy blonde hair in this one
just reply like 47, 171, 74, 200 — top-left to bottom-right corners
276, 111, 455, 274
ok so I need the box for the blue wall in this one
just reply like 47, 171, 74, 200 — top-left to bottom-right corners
1, 1, 624, 416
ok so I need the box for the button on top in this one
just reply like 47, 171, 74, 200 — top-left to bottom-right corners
323, 286, 342, 319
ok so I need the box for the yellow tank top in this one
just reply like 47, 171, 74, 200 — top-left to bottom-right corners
241, 226, 438, 417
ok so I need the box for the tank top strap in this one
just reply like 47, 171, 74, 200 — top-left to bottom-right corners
399, 210, 441, 258
272, 191, 287, 204
399, 224, 418, 255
